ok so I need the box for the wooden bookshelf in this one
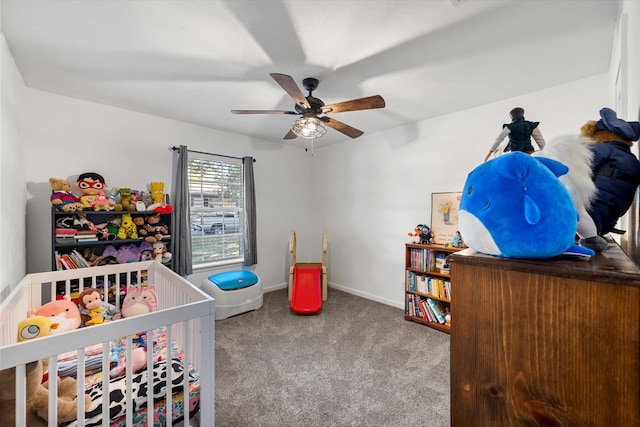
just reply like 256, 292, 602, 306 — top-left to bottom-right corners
404, 243, 463, 334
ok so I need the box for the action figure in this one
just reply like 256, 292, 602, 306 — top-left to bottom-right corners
484, 107, 546, 161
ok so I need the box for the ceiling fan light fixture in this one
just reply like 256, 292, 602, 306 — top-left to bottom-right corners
291, 116, 327, 139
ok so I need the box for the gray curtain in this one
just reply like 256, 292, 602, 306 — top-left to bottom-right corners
243, 156, 257, 266
171, 145, 193, 276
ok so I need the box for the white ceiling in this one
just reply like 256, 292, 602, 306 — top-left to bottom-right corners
1, 0, 621, 147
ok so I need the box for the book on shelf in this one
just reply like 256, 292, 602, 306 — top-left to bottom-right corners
56, 249, 92, 270
70, 249, 91, 268
75, 232, 98, 242
419, 299, 436, 322
55, 228, 77, 235
426, 298, 446, 324
435, 252, 447, 272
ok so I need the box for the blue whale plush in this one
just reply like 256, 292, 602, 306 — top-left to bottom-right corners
459, 152, 594, 258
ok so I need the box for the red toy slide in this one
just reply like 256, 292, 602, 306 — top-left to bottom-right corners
290, 263, 322, 314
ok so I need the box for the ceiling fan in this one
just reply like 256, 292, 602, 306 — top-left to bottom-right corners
231, 73, 385, 140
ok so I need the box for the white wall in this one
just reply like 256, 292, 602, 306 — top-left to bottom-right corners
311, 74, 610, 308
21, 87, 314, 293
18, 73, 611, 309
5, 6, 630, 308
0, 31, 26, 301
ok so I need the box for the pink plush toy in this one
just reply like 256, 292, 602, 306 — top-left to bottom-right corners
121, 285, 157, 317
30, 296, 81, 334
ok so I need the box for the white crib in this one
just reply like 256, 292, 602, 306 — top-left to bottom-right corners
0, 261, 215, 427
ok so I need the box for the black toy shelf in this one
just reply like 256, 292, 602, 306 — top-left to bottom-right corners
51, 208, 173, 271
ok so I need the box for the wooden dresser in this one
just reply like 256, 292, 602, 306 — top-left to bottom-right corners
449, 241, 640, 427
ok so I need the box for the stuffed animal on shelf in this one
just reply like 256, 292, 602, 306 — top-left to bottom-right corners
450, 231, 463, 248
576, 108, 639, 251
132, 215, 146, 237
408, 228, 421, 243
418, 224, 435, 244
0, 316, 89, 427
76, 172, 108, 209
89, 193, 114, 211
139, 214, 170, 243
147, 181, 173, 214
117, 188, 137, 211
102, 214, 122, 238
29, 295, 81, 334
138, 191, 153, 210
533, 109, 640, 253
152, 241, 172, 264
77, 288, 121, 326
117, 213, 138, 240
82, 246, 118, 267
49, 178, 83, 212
107, 187, 122, 211
139, 241, 154, 261
121, 285, 158, 317
103, 243, 142, 264
458, 152, 594, 259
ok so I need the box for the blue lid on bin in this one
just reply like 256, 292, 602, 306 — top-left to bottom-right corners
208, 270, 259, 291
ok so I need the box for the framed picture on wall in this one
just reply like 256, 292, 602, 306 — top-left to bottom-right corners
431, 192, 462, 245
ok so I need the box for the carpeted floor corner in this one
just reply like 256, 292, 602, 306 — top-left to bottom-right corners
215, 288, 450, 426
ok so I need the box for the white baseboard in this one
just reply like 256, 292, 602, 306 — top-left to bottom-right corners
264, 282, 288, 293
263, 281, 403, 310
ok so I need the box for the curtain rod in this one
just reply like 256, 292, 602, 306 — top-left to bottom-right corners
169, 146, 256, 162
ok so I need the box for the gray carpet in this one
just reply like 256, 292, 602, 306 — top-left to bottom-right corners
215, 288, 451, 427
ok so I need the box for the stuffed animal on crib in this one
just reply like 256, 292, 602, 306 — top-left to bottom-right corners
49, 178, 83, 212
121, 285, 158, 317
117, 213, 138, 240
0, 316, 89, 427
458, 152, 595, 259
147, 181, 173, 214
78, 288, 121, 326
30, 295, 81, 334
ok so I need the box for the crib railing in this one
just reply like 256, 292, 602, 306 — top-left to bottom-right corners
0, 261, 215, 427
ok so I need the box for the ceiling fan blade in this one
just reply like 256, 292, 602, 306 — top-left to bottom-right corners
270, 73, 310, 109
283, 129, 297, 140
231, 109, 298, 115
322, 95, 385, 114
320, 117, 364, 139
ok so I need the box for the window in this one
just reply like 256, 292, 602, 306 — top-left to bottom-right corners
188, 153, 244, 266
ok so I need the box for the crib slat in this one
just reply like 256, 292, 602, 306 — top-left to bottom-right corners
102, 341, 110, 427
15, 364, 26, 427
182, 320, 191, 426
166, 323, 173, 427
47, 356, 58, 427
77, 348, 86, 427
125, 335, 133, 427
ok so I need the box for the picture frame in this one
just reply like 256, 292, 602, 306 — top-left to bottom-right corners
430, 192, 462, 245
